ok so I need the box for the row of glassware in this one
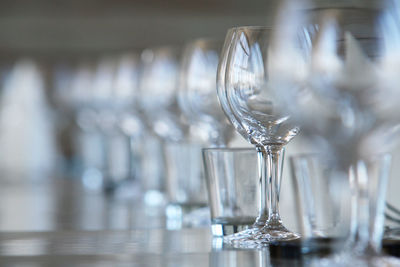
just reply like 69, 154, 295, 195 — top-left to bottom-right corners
54, 41, 237, 197
53, 0, 400, 266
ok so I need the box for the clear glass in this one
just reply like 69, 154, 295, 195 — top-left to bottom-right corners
291, 154, 398, 266
55, 55, 144, 197
92, 55, 143, 195
203, 148, 259, 237
84, 57, 129, 193
138, 134, 166, 206
139, 47, 188, 142
217, 29, 269, 238
272, 0, 400, 265
111, 53, 144, 198
179, 39, 235, 146
271, 2, 400, 168
218, 26, 300, 246
290, 154, 352, 253
70, 61, 109, 192
164, 141, 208, 229
138, 47, 189, 206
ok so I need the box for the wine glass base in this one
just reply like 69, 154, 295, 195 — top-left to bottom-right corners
224, 225, 300, 248
258, 223, 300, 242
224, 228, 264, 249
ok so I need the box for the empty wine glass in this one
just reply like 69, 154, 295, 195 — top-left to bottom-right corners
70, 61, 109, 191
140, 47, 188, 142
271, 0, 400, 265
216, 28, 269, 242
92, 56, 135, 193
68, 55, 142, 194
110, 53, 144, 197
218, 26, 300, 246
179, 38, 235, 147
138, 47, 190, 206
177, 38, 240, 229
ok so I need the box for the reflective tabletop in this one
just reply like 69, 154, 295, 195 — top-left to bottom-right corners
0, 228, 310, 267
0, 177, 398, 267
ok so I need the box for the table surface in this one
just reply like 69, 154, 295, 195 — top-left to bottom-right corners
0, 176, 397, 267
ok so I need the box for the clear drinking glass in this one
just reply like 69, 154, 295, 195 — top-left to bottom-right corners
272, 0, 400, 265
291, 153, 396, 265
218, 26, 300, 246
290, 154, 352, 254
71, 61, 109, 191
203, 148, 259, 237
179, 39, 235, 146
110, 53, 144, 198
164, 141, 208, 229
92, 56, 136, 194
217, 29, 269, 241
139, 47, 188, 142
138, 47, 187, 205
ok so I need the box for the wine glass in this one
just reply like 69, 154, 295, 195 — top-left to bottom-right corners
110, 53, 144, 197
218, 26, 300, 245
272, 0, 400, 265
92, 56, 137, 193
139, 47, 188, 142
216, 28, 269, 242
69, 61, 110, 191
177, 39, 240, 229
178, 38, 235, 147
138, 47, 190, 206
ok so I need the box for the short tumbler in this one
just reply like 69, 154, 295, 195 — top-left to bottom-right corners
290, 154, 353, 253
164, 142, 208, 229
203, 147, 259, 237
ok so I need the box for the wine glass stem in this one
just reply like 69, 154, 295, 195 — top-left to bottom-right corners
254, 146, 268, 227
265, 144, 285, 228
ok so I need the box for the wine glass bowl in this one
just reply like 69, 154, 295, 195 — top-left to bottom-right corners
225, 27, 299, 147
217, 28, 252, 144
272, 6, 400, 167
113, 53, 144, 138
179, 38, 235, 146
139, 47, 188, 142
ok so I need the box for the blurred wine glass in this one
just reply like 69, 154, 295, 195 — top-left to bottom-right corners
57, 55, 142, 195
140, 47, 188, 142
139, 46, 210, 222
138, 47, 187, 206
66, 60, 107, 191
112, 53, 144, 196
179, 39, 235, 147
271, 0, 400, 264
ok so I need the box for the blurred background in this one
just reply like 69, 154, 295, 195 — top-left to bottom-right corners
0, 0, 277, 174
0, 0, 277, 173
